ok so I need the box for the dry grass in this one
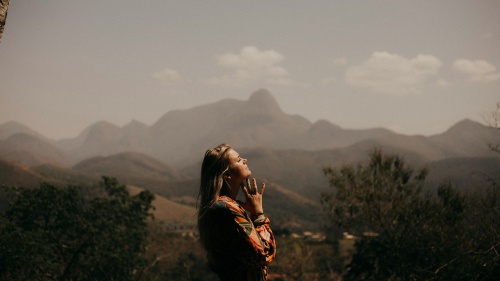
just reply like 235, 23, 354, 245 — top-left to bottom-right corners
128, 185, 196, 224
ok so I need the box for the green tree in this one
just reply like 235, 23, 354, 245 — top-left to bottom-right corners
432, 135, 500, 280
143, 230, 218, 281
0, 0, 9, 43
0, 177, 154, 281
268, 236, 341, 281
321, 148, 471, 280
466, 101, 500, 278
483, 101, 500, 153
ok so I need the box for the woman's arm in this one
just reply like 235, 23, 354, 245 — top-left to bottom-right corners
225, 198, 276, 267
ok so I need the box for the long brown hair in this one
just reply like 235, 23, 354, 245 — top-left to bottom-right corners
197, 143, 232, 223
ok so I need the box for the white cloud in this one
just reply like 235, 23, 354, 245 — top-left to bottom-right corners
203, 46, 294, 87
345, 52, 442, 95
218, 46, 284, 68
453, 59, 500, 82
265, 66, 288, 77
152, 68, 185, 85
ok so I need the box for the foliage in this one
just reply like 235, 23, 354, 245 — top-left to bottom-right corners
0, 0, 9, 43
268, 237, 342, 281
321, 148, 428, 239
321, 148, 499, 280
0, 177, 154, 281
483, 101, 500, 153
142, 230, 218, 281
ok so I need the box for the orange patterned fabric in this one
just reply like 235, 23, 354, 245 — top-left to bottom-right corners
203, 195, 276, 281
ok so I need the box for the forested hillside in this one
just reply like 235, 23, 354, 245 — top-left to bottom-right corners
1, 90, 499, 280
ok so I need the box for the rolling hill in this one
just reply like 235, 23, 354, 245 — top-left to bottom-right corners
0, 133, 73, 167
72, 152, 183, 181
0, 160, 50, 188
1, 89, 498, 232
1, 89, 497, 170
128, 185, 197, 225
0, 121, 53, 143
0, 155, 324, 230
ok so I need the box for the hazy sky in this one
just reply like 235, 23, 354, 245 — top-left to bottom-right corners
1, 1, 499, 140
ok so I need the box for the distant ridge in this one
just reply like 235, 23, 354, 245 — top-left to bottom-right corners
430, 118, 500, 158
73, 152, 182, 181
1, 93, 498, 232
0, 160, 49, 187
0, 89, 497, 170
0, 133, 73, 167
426, 156, 500, 189
0, 121, 55, 144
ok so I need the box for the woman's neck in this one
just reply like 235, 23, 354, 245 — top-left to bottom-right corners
221, 182, 240, 200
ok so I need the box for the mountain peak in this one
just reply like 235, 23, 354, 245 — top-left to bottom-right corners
446, 119, 485, 133
0, 121, 47, 141
123, 119, 150, 136
126, 119, 144, 126
85, 121, 123, 143
91, 120, 119, 129
247, 89, 281, 112
124, 119, 148, 130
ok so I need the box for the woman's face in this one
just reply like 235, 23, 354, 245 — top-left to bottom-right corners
227, 149, 251, 182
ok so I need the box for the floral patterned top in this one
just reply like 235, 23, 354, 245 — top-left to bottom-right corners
202, 195, 276, 281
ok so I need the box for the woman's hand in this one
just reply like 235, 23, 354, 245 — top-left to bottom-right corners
238, 178, 265, 215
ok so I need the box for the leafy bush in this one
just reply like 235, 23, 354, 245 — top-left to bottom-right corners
321, 148, 499, 280
0, 177, 154, 281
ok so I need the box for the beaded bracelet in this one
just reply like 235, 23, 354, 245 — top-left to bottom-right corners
253, 215, 267, 225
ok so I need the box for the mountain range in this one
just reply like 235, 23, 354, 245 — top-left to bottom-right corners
1, 89, 499, 230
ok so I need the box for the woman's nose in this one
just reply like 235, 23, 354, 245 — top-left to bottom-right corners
243, 158, 247, 164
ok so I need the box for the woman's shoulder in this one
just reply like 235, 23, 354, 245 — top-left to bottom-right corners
213, 196, 242, 213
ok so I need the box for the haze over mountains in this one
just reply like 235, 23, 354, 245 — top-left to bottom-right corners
2, 89, 497, 167
1, 89, 499, 230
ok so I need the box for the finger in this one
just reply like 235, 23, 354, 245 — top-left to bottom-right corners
260, 182, 266, 194
246, 178, 252, 194
241, 183, 249, 196
252, 178, 257, 193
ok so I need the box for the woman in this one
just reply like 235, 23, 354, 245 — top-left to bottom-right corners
197, 144, 276, 281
